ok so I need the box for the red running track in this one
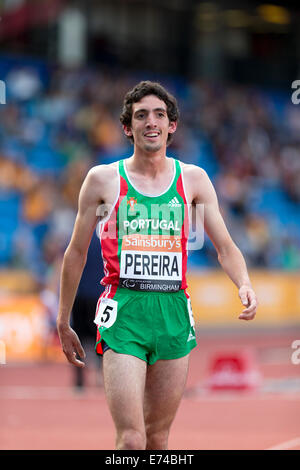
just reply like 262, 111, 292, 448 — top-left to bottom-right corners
1, 328, 300, 450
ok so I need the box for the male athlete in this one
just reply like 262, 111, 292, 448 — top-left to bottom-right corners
57, 81, 258, 450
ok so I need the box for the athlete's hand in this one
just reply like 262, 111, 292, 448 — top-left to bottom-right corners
238, 285, 258, 321
57, 323, 86, 367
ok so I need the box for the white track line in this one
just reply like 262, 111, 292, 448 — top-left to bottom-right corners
266, 437, 300, 450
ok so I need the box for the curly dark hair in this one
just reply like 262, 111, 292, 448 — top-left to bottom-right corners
120, 80, 179, 144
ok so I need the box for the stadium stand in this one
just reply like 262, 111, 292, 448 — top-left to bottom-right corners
0, 56, 300, 280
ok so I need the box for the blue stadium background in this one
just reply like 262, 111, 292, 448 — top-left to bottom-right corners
0, 0, 300, 292
1, 54, 300, 284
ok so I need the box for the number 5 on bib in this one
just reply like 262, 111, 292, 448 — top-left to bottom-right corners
94, 298, 118, 328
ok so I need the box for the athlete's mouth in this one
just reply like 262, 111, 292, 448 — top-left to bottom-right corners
144, 131, 160, 139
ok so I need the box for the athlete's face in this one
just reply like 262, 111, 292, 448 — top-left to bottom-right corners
124, 95, 177, 153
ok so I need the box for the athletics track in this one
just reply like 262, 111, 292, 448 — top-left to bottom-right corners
1, 327, 300, 450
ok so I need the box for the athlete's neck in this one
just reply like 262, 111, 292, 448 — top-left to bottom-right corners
127, 153, 171, 179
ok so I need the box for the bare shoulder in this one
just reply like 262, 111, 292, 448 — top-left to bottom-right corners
86, 161, 119, 185
181, 162, 212, 203
181, 162, 208, 181
80, 161, 119, 206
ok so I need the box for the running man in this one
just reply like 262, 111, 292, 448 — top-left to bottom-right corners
57, 81, 258, 450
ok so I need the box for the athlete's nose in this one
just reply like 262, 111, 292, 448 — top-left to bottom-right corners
145, 112, 157, 129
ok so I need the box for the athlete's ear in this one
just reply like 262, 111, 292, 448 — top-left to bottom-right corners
168, 120, 177, 134
123, 125, 133, 137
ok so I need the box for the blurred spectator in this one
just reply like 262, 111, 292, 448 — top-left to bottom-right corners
244, 214, 271, 267
71, 231, 105, 391
22, 179, 55, 224
7, 67, 42, 101
281, 238, 300, 270
39, 235, 64, 352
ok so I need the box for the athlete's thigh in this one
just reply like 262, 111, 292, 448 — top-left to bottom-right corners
103, 349, 147, 432
143, 354, 190, 432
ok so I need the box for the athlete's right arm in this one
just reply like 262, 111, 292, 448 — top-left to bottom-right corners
56, 165, 113, 367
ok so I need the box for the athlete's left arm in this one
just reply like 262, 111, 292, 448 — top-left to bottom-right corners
191, 166, 258, 321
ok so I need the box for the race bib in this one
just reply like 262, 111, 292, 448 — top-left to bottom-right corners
119, 234, 182, 292
94, 298, 118, 328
